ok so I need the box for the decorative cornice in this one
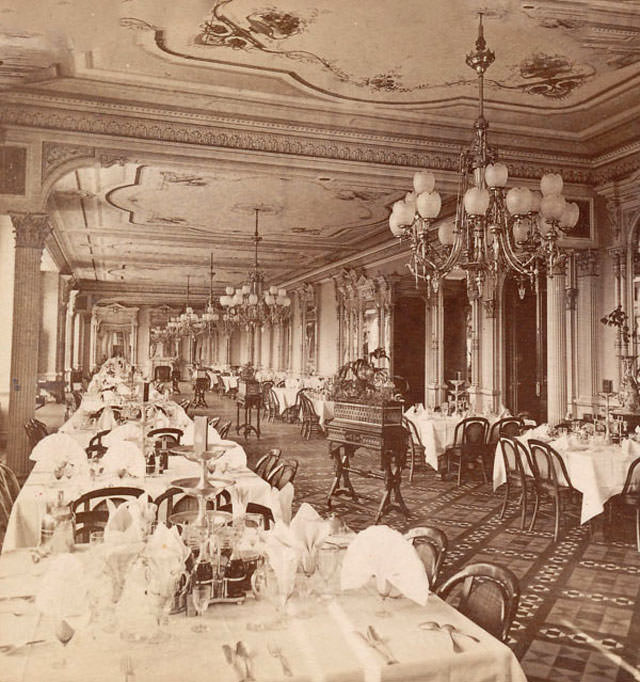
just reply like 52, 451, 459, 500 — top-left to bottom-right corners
41, 142, 95, 181
9, 212, 51, 250
0, 101, 599, 184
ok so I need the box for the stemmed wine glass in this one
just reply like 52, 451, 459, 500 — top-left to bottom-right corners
317, 543, 339, 600
374, 576, 392, 618
190, 579, 211, 633
52, 618, 75, 668
248, 562, 293, 631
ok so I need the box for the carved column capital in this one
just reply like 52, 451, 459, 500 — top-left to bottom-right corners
9, 212, 51, 250
576, 249, 599, 278
482, 297, 497, 319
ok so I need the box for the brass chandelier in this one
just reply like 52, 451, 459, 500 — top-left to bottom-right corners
219, 209, 291, 328
389, 15, 579, 299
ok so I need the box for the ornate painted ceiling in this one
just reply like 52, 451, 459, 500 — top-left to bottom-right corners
0, 0, 638, 299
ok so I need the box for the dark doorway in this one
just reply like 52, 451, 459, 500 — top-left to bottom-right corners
503, 277, 547, 422
443, 280, 471, 384
393, 296, 425, 405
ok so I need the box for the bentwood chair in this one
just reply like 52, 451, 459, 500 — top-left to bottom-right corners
24, 419, 48, 449
267, 459, 299, 490
497, 436, 536, 531
0, 462, 20, 536
71, 487, 145, 543
488, 418, 524, 445
253, 448, 282, 480
300, 393, 322, 440
266, 388, 281, 423
208, 416, 221, 430
405, 525, 448, 588
444, 417, 490, 486
606, 456, 640, 550
402, 416, 425, 483
527, 439, 583, 541
436, 562, 520, 642
218, 420, 232, 440
147, 427, 183, 450
154, 487, 230, 526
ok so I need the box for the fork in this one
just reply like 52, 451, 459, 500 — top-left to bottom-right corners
267, 641, 293, 677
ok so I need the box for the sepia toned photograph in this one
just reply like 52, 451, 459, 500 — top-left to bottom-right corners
0, 1, 639, 680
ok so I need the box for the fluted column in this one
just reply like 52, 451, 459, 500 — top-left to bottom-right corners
6, 213, 52, 476
64, 289, 78, 385
547, 264, 567, 425
576, 250, 599, 411
481, 291, 499, 414
89, 310, 98, 370
254, 325, 262, 368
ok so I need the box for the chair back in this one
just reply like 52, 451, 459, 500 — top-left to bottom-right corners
71, 487, 145, 542
24, 419, 47, 448
498, 436, 528, 479
147, 427, 183, 450
620, 457, 640, 497
254, 449, 281, 480
453, 417, 489, 447
300, 392, 318, 419
527, 439, 573, 489
154, 487, 229, 525
489, 417, 523, 444
217, 501, 274, 529
88, 429, 111, 448
0, 463, 20, 527
436, 561, 520, 642
405, 525, 447, 587
218, 420, 232, 439
208, 416, 221, 430
269, 388, 281, 415
402, 416, 423, 447
267, 459, 298, 489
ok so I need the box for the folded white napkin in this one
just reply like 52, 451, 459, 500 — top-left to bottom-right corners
289, 503, 330, 573
35, 553, 88, 618
340, 525, 429, 605
524, 423, 551, 441
143, 522, 190, 584
229, 483, 251, 520
264, 521, 301, 599
97, 406, 117, 432
268, 482, 294, 525
181, 423, 220, 446
104, 493, 156, 544
29, 432, 89, 475
102, 440, 145, 478
103, 422, 141, 447
414, 403, 425, 415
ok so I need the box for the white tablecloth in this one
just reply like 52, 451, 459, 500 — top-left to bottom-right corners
273, 387, 300, 414
493, 435, 637, 524
0, 548, 527, 682
309, 397, 335, 429
3, 442, 268, 551
221, 376, 239, 392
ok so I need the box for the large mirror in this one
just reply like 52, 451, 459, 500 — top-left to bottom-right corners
298, 283, 318, 373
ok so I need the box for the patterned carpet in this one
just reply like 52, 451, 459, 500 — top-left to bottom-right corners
27, 393, 640, 681
200, 393, 640, 682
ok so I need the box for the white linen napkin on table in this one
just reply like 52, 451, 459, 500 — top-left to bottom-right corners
97, 406, 117, 432
104, 493, 156, 544
289, 503, 330, 573
102, 440, 145, 478
264, 520, 301, 599
340, 525, 430, 605
523, 423, 551, 441
35, 553, 88, 618
181, 422, 220, 446
29, 432, 89, 475
103, 421, 141, 447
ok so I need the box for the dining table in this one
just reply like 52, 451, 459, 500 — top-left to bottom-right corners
3, 439, 274, 552
493, 434, 638, 524
272, 387, 300, 416
0, 545, 527, 682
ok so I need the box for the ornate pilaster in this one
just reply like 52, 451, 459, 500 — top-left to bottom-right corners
547, 263, 568, 426
575, 249, 600, 410
6, 213, 52, 476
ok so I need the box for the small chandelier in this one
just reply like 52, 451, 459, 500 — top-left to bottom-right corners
389, 14, 579, 299
219, 208, 291, 328
168, 276, 205, 337
201, 253, 220, 335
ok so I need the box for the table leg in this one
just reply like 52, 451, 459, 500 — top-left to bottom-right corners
327, 444, 358, 509
375, 451, 410, 523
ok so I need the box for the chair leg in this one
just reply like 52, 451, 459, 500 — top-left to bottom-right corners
520, 485, 528, 531
499, 481, 509, 519
479, 455, 488, 484
457, 456, 463, 487
636, 508, 640, 552
553, 492, 560, 542
529, 489, 540, 533
409, 448, 415, 484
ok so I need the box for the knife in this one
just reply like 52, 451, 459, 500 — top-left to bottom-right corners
354, 630, 397, 665
367, 626, 399, 664
222, 644, 245, 682
236, 641, 255, 681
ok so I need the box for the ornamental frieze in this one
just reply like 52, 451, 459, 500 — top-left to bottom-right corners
0, 103, 597, 185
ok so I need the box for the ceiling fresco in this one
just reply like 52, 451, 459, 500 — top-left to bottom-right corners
48, 163, 397, 295
125, 0, 640, 105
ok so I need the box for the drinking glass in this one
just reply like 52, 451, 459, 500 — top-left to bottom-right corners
190, 581, 211, 632
52, 618, 75, 668
317, 544, 339, 599
248, 563, 292, 631
374, 577, 392, 618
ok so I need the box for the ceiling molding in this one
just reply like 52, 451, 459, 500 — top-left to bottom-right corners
0, 102, 598, 185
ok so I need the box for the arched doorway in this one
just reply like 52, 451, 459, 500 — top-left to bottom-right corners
503, 277, 547, 422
